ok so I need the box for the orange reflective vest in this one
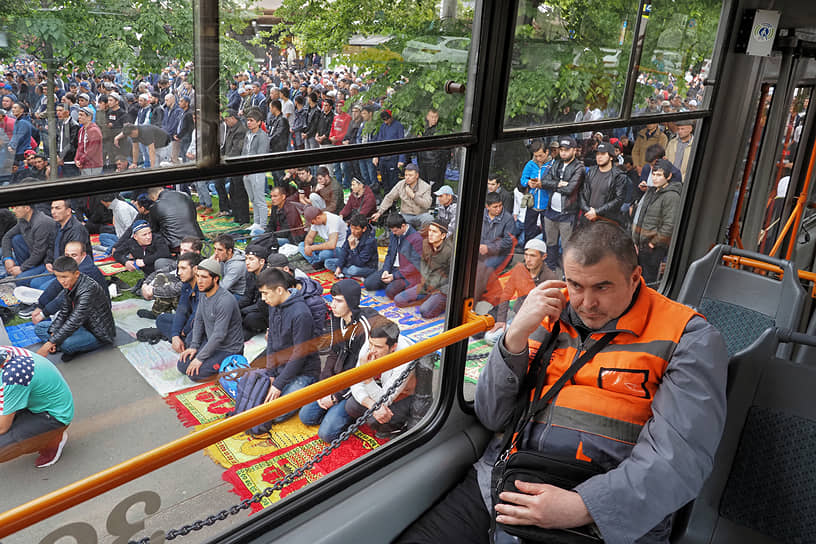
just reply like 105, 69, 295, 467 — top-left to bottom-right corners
528, 279, 699, 448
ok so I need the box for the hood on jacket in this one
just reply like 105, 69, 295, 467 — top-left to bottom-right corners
332, 278, 361, 312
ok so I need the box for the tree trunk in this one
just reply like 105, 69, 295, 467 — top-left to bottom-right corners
440, 0, 457, 19
46, 44, 58, 180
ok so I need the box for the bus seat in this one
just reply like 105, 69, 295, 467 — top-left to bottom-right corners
676, 245, 805, 357
672, 328, 816, 544
0, 315, 9, 346
793, 311, 816, 365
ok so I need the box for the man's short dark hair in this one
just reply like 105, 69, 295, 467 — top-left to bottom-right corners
213, 233, 235, 252
180, 236, 203, 252
294, 95, 305, 106
652, 159, 674, 178
178, 252, 203, 267
316, 166, 331, 178
270, 99, 282, 112
528, 140, 545, 154
245, 108, 263, 122
308, 92, 318, 103
487, 172, 499, 182
349, 213, 369, 228
147, 186, 163, 199
53, 255, 79, 273
386, 213, 406, 229
645, 144, 666, 164
258, 267, 295, 290
566, 221, 638, 273
280, 87, 290, 99
122, 123, 138, 135
98, 193, 117, 203
485, 192, 502, 206
622, 155, 634, 166
369, 316, 400, 347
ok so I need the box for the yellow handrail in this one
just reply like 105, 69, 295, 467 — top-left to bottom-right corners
722, 254, 816, 297
0, 300, 493, 539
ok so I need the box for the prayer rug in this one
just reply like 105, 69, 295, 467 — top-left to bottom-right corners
165, 382, 235, 427
119, 340, 197, 397
307, 269, 343, 295
464, 339, 491, 384
5, 322, 39, 348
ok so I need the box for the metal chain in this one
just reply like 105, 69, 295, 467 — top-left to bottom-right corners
129, 359, 418, 544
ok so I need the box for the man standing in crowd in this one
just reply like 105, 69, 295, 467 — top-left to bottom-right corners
0, 346, 73, 468
34, 256, 116, 362
218, 109, 247, 220
632, 122, 668, 172
241, 108, 270, 230
487, 173, 514, 221
177, 257, 244, 381
372, 110, 406, 193
75, 107, 103, 176
666, 120, 694, 181
371, 163, 433, 230
417, 108, 449, 192
579, 142, 627, 226
54, 104, 79, 178
541, 136, 584, 272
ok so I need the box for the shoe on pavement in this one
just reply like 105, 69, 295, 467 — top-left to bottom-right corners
35, 431, 68, 468
61, 352, 77, 362
16, 303, 37, 319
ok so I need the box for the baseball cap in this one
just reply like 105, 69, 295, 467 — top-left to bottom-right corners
524, 239, 548, 254
24, 149, 36, 158
197, 257, 222, 278
131, 220, 150, 234
78, 93, 90, 101
266, 253, 290, 269
434, 185, 454, 196
559, 136, 577, 149
304, 206, 322, 223
78, 106, 93, 117
596, 142, 615, 154
404, 163, 418, 172
245, 244, 270, 260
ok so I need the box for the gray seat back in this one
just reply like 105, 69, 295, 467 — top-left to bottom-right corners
0, 315, 9, 346
672, 329, 816, 544
676, 245, 806, 357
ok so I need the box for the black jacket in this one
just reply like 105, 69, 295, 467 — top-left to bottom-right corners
579, 165, 628, 226
305, 105, 320, 138
267, 113, 290, 153
542, 158, 585, 215
48, 215, 92, 265
418, 123, 450, 167
48, 273, 116, 346
266, 200, 306, 243
316, 110, 334, 141
222, 120, 247, 158
113, 235, 171, 276
320, 307, 380, 401
1, 210, 55, 271
149, 189, 205, 249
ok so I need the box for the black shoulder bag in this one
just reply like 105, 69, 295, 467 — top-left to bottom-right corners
491, 324, 618, 543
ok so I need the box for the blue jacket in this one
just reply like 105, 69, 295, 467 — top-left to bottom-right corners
171, 281, 199, 339
520, 159, 553, 210
382, 225, 423, 284
335, 226, 378, 270
266, 289, 321, 390
375, 119, 406, 164
9, 114, 33, 155
162, 105, 182, 136
480, 209, 515, 257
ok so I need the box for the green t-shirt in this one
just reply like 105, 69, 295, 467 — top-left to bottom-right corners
1, 349, 74, 426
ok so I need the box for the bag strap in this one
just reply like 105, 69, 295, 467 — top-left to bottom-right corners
498, 327, 618, 457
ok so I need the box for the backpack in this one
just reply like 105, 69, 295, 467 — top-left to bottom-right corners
218, 355, 250, 399
230, 368, 274, 436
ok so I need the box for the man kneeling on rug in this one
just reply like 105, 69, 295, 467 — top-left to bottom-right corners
177, 257, 244, 381
348, 316, 417, 439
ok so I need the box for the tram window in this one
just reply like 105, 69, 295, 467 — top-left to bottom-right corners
219, 3, 478, 164
0, 147, 466, 539
503, 0, 639, 129
631, 0, 722, 117
466, 127, 703, 399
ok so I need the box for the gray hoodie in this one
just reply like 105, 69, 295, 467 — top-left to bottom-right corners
220, 248, 247, 296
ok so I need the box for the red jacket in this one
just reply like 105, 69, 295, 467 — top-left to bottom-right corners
75, 123, 103, 169
1, 116, 13, 139
330, 112, 351, 145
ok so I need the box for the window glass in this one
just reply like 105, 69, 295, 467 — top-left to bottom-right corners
464, 126, 701, 399
0, 148, 465, 538
631, 0, 722, 116
503, 0, 639, 129
219, 1, 477, 163
1, 0, 199, 185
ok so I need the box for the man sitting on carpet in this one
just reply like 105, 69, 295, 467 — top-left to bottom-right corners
177, 257, 244, 381
213, 233, 246, 297
2, 204, 55, 287
298, 206, 347, 269
266, 253, 328, 337
31, 241, 108, 324
363, 213, 422, 300
239, 244, 270, 341
157, 252, 201, 353
347, 316, 416, 439
326, 212, 379, 280
300, 279, 380, 442
113, 220, 172, 281
139, 236, 203, 319
257, 268, 321, 422
34, 256, 116, 362
0, 346, 74, 468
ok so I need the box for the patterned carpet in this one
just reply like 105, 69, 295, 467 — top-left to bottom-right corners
166, 382, 388, 513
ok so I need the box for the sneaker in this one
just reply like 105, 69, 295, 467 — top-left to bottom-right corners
374, 423, 406, 440
16, 303, 37, 319
137, 309, 157, 319
35, 431, 68, 468
61, 352, 77, 363
129, 279, 145, 294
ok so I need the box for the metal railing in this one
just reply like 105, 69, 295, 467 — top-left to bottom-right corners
0, 300, 494, 539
